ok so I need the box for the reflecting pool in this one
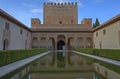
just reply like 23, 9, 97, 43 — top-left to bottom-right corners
8, 52, 119, 79
27, 52, 119, 79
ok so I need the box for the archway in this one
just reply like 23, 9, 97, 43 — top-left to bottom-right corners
57, 35, 66, 50
77, 37, 84, 48
57, 40, 65, 50
67, 37, 74, 50
31, 37, 39, 48
48, 37, 55, 50
86, 37, 93, 48
3, 39, 9, 50
40, 37, 47, 48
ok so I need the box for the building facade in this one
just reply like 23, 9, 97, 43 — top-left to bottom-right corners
0, 9, 31, 50
0, 2, 120, 50
31, 2, 93, 50
93, 14, 120, 49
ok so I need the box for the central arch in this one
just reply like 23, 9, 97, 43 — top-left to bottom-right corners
57, 40, 65, 50
57, 35, 66, 50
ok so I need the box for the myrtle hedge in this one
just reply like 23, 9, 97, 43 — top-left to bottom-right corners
75, 48, 120, 61
0, 48, 47, 67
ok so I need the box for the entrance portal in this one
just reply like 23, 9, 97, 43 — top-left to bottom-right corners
57, 40, 65, 50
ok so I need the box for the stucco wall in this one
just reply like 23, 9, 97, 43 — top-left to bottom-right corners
94, 21, 120, 49
0, 16, 4, 50
9, 22, 31, 50
0, 16, 31, 50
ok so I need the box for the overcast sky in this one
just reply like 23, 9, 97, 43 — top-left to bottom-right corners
0, 0, 120, 27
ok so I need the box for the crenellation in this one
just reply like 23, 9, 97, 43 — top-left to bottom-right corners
71, 2, 74, 5
68, 2, 70, 5
44, 2, 78, 6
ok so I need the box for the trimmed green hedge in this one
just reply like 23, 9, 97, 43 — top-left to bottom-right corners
75, 48, 120, 61
0, 48, 47, 67
76, 54, 120, 74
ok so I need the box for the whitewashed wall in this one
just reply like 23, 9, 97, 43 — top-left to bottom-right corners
94, 21, 120, 49
0, 16, 31, 50
0, 16, 4, 50
9, 22, 31, 50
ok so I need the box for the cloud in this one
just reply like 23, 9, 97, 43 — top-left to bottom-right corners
22, 3, 34, 7
30, 9, 43, 13
78, 2, 84, 7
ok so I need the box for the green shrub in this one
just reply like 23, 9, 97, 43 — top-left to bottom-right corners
0, 48, 47, 67
77, 54, 120, 74
75, 48, 120, 61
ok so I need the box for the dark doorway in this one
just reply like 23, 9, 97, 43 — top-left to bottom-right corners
57, 40, 65, 50
3, 39, 9, 50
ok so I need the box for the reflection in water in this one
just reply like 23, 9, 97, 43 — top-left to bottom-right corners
28, 52, 119, 79
30, 72, 97, 79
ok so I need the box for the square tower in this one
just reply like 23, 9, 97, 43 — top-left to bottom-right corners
43, 2, 78, 25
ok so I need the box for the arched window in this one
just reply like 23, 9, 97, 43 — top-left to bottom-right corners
5, 22, 9, 30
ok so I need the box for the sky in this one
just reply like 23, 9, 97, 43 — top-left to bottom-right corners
0, 0, 120, 27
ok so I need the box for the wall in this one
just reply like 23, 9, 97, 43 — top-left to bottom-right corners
9, 22, 31, 50
43, 3, 78, 25
31, 32, 93, 49
0, 16, 4, 50
94, 21, 120, 49
0, 16, 31, 50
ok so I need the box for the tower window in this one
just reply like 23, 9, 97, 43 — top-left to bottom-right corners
86, 21, 89, 24
59, 21, 62, 24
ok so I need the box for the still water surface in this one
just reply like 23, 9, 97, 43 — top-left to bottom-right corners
28, 52, 108, 79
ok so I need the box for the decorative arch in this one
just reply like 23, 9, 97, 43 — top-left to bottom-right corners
67, 37, 74, 50
57, 35, 66, 50
86, 37, 93, 48
57, 35, 65, 41
40, 37, 47, 48
3, 39, 9, 50
77, 37, 84, 48
31, 37, 39, 48
48, 37, 55, 50
57, 40, 65, 50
